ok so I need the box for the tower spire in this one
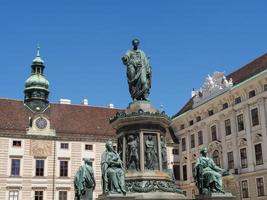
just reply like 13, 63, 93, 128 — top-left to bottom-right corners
32, 45, 44, 64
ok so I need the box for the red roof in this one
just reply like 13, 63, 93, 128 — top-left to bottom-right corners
0, 99, 121, 137
173, 53, 267, 118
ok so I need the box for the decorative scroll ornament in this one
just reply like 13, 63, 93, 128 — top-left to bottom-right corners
192, 72, 233, 108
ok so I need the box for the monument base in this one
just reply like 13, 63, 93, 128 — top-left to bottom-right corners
196, 193, 235, 200
97, 192, 188, 200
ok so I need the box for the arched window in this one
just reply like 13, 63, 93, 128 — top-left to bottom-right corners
212, 150, 220, 167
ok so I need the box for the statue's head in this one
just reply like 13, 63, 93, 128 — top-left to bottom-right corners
84, 158, 91, 165
160, 135, 164, 141
200, 147, 208, 155
148, 135, 152, 140
132, 38, 140, 50
106, 140, 113, 151
128, 135, 134, 141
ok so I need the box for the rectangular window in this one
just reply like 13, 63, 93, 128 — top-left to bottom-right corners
222, 102, 228, 110
182, 138, 186, 151
237, 114, 244, 131
240, 148, 248, 168
208, 110, 214, 116
11, 159, 20, 176
191, 162, 196, 175
59, 191, 67, 200
182, 165, 187, 181
173, 165, 180, 180
85, 144, 93, 151
189, 120, 193, 126
60, 161, 68, 177
251, 108, 259, 126
264, 84, 267, 91
256, 177, 265, 197
227, 151, 234, 169
9, 191, 19, 200
36, 160, 44, 176
172, 149, 179, 155
190, 134, 195, 148
255, 144, 263, 165
241, 180, 249, 198
12, 140, 21, 147
235, 97, 241, 104
196, 116, 201, 122
198, 131, 203, 145
60, 143, 69, 149
211, 125, 217, 141
34, 191, 43, 200
180, 124, 185, 130
249, 90, 256, 98
225, 119, 231, 136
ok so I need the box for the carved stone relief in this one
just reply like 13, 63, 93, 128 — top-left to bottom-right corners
30, 140, 52, 157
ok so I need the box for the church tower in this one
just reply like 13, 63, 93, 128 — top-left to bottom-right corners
24, 47, 50, 112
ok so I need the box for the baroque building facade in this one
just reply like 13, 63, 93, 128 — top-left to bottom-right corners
0, 49, 178, 200
171, 53, 267, 199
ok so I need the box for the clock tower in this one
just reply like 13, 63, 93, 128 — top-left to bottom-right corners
24, 46, 50, 113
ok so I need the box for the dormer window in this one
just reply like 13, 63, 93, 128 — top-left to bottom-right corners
189, 120, 193, 126
249, 90, 255, 98
235, 97, 241, 104
208, 110, 214, 116
222, 103, 228, 110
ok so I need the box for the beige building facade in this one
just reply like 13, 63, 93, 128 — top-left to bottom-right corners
171, 53, 267, 199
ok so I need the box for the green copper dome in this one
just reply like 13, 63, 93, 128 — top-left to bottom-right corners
25, 74, 49, 90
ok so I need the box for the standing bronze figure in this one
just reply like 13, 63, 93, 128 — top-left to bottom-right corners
122, 39, 152, 101
127, 135, 139, 170
74, 159, 96, 200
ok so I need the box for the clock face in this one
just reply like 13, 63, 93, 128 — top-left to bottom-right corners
35, 117, 47, 129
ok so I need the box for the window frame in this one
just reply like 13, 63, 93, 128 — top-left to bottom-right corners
35, 159, 45, 177
198, 131, 203, 145
34, 191, 43, 200
255, 143, 263, 166
60, 143, 69, 150
190, 134, 195, 148
256, 177, 265, 197
240, 148, 248, 169
225, 119, 231, 136
9, 190, 19, 200
59, 160, 68, 177
12, 140, 21, 147
59, 191, 68, 200
251, 108, 259, 127
85, 144, 93, 151
11, 159, 20, 176
211, 125, 217, 141
227, 151, 234, 170
237, 114, 244, 132
181, 138, 186, 151
241, 180, 249, 198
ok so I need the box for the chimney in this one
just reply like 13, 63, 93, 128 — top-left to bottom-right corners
81, 99, 88, 105
59, 99, 71, 104
109, 103, 114, 108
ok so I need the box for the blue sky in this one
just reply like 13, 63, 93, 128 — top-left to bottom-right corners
0, 1, 267, 116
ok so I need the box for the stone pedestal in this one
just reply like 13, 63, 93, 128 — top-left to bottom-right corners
196, 193, 236, 200
110, 101, 186, 199
98, 192, 188, 200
